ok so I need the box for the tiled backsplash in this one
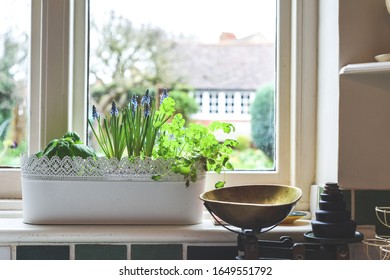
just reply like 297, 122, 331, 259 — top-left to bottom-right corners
354, 190, 390, 236
187, 245, 237, 260
1, 185, 386, 260
17, 245, 70, 260
0, 244, 237, 260
75, 244, 128, 260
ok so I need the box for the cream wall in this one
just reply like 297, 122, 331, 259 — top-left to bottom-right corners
339, 0, 390, 66
316, 0, 390, 188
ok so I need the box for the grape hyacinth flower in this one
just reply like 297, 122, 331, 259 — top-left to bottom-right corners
110, 100, 119, 116
141, 89, 150, 106
144, 104, 151, 117
131, 95, 138, 112
92, 105, 100, 120
160, 88, 168, 104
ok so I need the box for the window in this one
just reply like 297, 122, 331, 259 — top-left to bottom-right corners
208, 92, 219, 114
0, 0, 317, 212
0, 1, 30, 167
0, 0, 30, 199
225, 92, 235, 114
89, 0, 276, 171
240, 92, 252, 114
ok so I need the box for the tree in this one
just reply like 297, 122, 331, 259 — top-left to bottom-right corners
0, 30, 27, 125
0, 29, 28, 157
250, 83, 275, 161
89, 11, 179, 113
169, 88, 199, 122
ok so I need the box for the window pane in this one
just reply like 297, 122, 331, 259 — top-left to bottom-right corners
89, 0, 276, 171
0, 0, 30, 167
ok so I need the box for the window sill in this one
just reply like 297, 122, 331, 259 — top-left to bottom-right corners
0, 213, 376, 260
0, 213, 312, 244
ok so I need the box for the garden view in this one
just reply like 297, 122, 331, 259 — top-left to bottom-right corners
0, 0, 276, 171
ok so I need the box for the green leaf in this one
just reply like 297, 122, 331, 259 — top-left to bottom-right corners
71, 144, 97, 159
158, 96, 175, 116
62, 131, 82, 143
215, 181, 226, 188
57, 141, 72, 159
178, 165, 190, 175
151, 175, 162, 181
225, 162, 234, 170
42, 144, 57, 158
35, 151, 43, 158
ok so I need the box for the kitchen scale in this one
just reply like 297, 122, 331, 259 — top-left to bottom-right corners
200, 184, 363, 260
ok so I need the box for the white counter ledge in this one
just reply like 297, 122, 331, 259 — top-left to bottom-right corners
0, 215, 313, 244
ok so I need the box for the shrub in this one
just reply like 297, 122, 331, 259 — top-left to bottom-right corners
236, 135, 251, 151
169, 89, 199, 122
250, 83, 275, 160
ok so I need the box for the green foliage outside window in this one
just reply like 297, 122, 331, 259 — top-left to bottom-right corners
250, 83, 275, 162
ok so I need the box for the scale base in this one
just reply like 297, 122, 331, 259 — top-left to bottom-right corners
237, 231, 364, 260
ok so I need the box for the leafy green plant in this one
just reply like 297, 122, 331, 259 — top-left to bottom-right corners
156, 114, 237, 187
37, 131, 96, 159
88, 88, 237, 187
88, 100, 126, 160
122, 89, 175, 157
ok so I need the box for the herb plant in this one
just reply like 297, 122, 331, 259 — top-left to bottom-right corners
88, 101, 126, 160
88, 89, 237, 187
36, 131, 96, 159
155, 114, 237, 187
122, 89, 175, 157
89, 89, 175, 159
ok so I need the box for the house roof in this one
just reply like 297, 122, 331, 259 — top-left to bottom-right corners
169, 33, 275, 90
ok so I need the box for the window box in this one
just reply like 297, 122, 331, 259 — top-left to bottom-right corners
21, 155, 205, 225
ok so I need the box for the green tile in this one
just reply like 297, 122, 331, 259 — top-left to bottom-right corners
355, 190, 390, 235
187, 246, 237, 260
131, 244, 182, 260
75, 244, 127, 260
340, 189, 352, 212
16, 245, 69, 260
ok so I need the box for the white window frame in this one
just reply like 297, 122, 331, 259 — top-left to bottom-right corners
207, 0, 317, 211
0, 0, 317, 212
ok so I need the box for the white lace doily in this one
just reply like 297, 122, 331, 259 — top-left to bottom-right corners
20, 155, 203, 182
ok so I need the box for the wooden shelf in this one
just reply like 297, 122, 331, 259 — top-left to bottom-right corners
340, 61, 390, 75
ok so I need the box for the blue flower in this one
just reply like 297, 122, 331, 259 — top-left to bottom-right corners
160, 88, 168, 104
141, 89, 150, 106
92, 105, 100, 119
110, 101, 119, 116
144, 104, 151, 117
131, 95, 138, 112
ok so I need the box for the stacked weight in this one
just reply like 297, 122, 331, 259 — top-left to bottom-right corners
312, 183, 356, 238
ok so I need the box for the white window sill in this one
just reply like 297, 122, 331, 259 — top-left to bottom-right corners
0, 212, 313, 244
0, 211, 377, 260
0, 198, 313, 244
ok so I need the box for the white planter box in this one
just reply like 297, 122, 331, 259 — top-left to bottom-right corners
21, 155, 205, 225
22, 178, 205, 225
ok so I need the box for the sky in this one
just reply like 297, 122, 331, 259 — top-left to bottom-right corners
0, 0, 30, 34
90, 0, 276, 43
0, 0, 276, 81
0, 0, 276, 43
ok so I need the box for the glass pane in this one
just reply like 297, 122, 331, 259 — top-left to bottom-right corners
0, 0, 30, 167
89, 0, 276, 170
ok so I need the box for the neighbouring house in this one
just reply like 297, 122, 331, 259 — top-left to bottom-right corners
169, 32, 275, 140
